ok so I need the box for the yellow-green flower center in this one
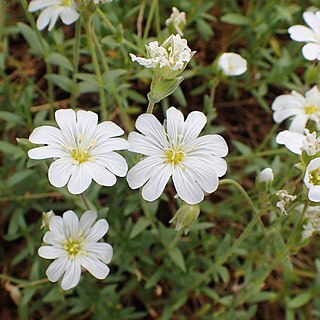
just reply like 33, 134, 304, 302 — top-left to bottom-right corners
305, 105, 319, 115
61, 0, 72, 6
309, 168, 320, 185
71, 148, 90, 164
164, 148, 184, 165
64, 238, 85, 259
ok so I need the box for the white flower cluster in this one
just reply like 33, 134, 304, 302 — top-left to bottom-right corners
130, 34, 196, 79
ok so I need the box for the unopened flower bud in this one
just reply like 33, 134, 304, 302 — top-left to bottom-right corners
256, 168, 274, 191
41, 210, 55, 230
169, 204, 200, 235
217, 52, 247, 76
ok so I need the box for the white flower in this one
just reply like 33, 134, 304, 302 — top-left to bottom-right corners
288, 11, 320, 60
258, 168, 274, 184
299, 205, 320, 240
276, 129, 320, 155
129, 34, 195, 79
126, 107, 228, 205
217, 52, 247, 76
304, 157, 320, 202
165, 7, 187, 36
272, 86, 320, 133
28, 0, 80, 31
275, 190, 297, 215
28, 109, 128, 195
38, 210, 113, 290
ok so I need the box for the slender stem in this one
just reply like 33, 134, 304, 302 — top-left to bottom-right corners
219, 179, 265, 231
228, 148, 288, 163
80, 193, 91, 210
143, 0, 156, 41
84, 17, 107, 120
71, 19, 81, 108
0, 274, 49, 287
96, 7, 117, 33
257, 123, 280, 152
20, 0, 54, 119
146, 101, 155, 113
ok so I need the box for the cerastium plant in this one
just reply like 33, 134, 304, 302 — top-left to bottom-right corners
3, 1, 320, 319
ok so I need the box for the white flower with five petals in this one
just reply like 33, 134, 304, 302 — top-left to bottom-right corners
126, 107, 228, 205
28, 109, 128, 194
38, 210, 113, 290
28, 0, 80, 31
288, 11, 320, 60
272, 86, 320, 133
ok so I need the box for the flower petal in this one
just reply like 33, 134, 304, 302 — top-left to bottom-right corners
96, 152, 128, 177
67, 165, 92, 194
36, 7, 52, 30
308, 186, 320, 202
289, 114, 309, 133
55, 109, 77, 140
61, 259, 82, 290
276, 130, 304, 155
85, 219, 109, 242
135, 114, 166, 146
84, 243, 113, 264
141, 164, 172, 202
60, 7, 79, 25
127, 156, 163, 189
76, 110, 98, 141
63, 210, 79, 239
172, 167, 204, 204
166, 107, 184, 140
79, 210, 97, 232
28, 146, 66, 160
28, 125, 65, 145
302, 43, 320, 61
46, 256, 68, 283
288, 25, 317, 42
95, 121, 124, 139
193, 134, 228, 157
85, 162, 117, 187
80, 256, 110, 279
38, 246, 65, 259
48, 158, 74, 188
128, 132, 163, 155
183, 111, 207, 144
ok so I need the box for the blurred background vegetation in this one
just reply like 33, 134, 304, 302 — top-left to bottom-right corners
1, 0, 320, 319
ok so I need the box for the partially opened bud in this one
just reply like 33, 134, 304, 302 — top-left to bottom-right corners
256, 168, 274, 191
41, 210, 55, 230
170, 204, 200, 235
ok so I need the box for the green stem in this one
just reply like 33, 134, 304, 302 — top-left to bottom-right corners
146, 101, 155, 113
228, 148, 289, 163
84, 17, 107, 120
143, 0, 156, 41
71, 19, 81, 108
80, 193, 91, 210
20, 0, 54, 119
257, 123, 280, 152
96, 7, 117, 33
219, 179, 265, 232
0, 274, 49, 287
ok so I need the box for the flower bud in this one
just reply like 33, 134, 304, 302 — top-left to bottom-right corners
169, 204, 200, 235
256, 168, 274, 191
41, 210, 55, 230
217, 52, 247, 76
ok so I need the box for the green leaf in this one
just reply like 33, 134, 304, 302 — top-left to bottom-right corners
130, 217, 151, 239
220, 13, 250, 26
45, 74, 72, 92
288, 292, 313, 309
168, 247, 186, 272
17, 23, 44, 56
46, 53, 73, 71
